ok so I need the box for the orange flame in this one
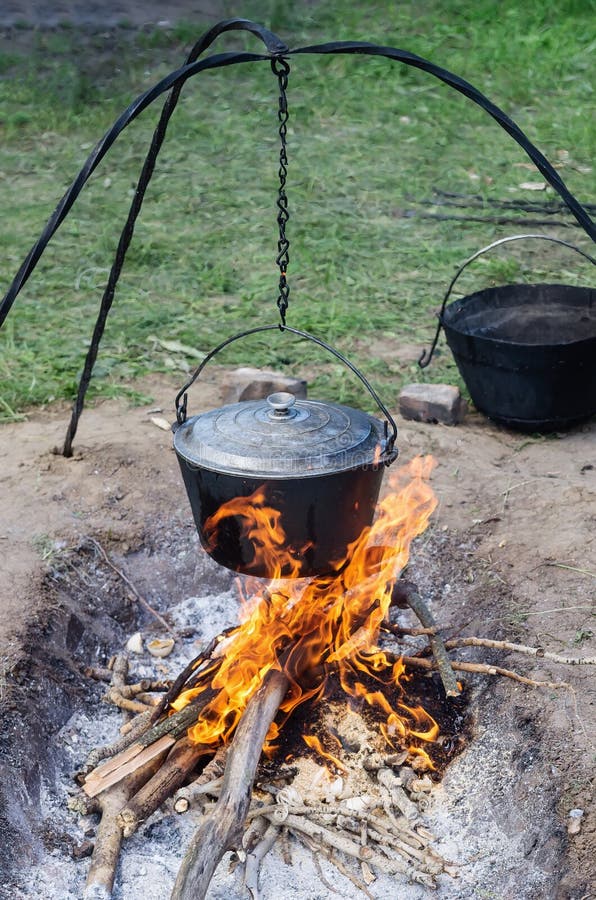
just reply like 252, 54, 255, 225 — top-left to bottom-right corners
303, 734, 347, 773
175, 456, 439, 762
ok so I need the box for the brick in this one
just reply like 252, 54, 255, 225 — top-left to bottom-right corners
222, 367, 307, 404
398, 383, 467, 425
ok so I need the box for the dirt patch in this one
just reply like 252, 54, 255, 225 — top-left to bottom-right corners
0, 378, 594, 897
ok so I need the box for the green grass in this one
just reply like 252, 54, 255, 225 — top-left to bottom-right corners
1, 0, 595, 421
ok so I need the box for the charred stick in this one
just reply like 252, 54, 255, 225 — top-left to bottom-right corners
392, 582, 460, 698
118, 737, 210, 837
140, 692, 218, 745
149, 629, 233, 724
171, 669, 290, 900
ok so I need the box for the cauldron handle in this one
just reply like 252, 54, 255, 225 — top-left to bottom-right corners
174, 323, 398, 461
418, 233, 596, 368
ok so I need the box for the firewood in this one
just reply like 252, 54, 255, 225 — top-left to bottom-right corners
118, 736, 210, 837
262, 811, 437, 886
104, 691, 154, 715
395, 653, 571, 689
244, 822, 280, 900
173, 776, 223, 814
171, 669, 290, 900
149, 629, 234, 725
83, 753, 166, 900
383, 623, 440, 637
83, 692, 217, 796
173, 746, 228, 813
442, 636, 596, 666
392, 581, 460, 698
84, 735, 178, 798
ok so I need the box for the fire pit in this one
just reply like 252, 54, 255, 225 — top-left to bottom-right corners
2, 508, 587, 900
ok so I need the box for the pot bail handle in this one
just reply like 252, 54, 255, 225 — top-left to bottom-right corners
418, 233, 596, 369
174, 323, 398, 461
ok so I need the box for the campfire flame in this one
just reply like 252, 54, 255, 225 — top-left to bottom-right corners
173, 456, 439, 765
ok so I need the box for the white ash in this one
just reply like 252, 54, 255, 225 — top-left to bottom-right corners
16, 570, 564, 900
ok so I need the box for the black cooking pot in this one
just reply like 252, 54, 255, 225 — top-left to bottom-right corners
420, 235, 596, 432
172, 325, 398, 578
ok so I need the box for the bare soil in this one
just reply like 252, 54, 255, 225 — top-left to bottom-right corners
0, 373, 594, 897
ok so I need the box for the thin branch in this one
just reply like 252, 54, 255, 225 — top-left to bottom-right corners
383, 622, 440, 637
396, 654, 571, 690
442, 636, 596, 666
403, 210, 575, 228
545, 562, 596, 579
89, 538, 175, 635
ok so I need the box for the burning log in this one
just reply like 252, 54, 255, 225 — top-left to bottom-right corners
171, 668, 290, 900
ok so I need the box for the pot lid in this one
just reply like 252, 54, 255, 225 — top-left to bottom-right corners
173, 391, 393, 478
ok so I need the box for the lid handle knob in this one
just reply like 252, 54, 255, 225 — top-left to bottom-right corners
267, 391, 296, 417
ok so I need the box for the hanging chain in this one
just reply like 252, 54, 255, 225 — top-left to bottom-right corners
272, 57, 291, 326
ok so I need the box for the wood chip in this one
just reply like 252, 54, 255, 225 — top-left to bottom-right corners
149, 416, 172, 432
